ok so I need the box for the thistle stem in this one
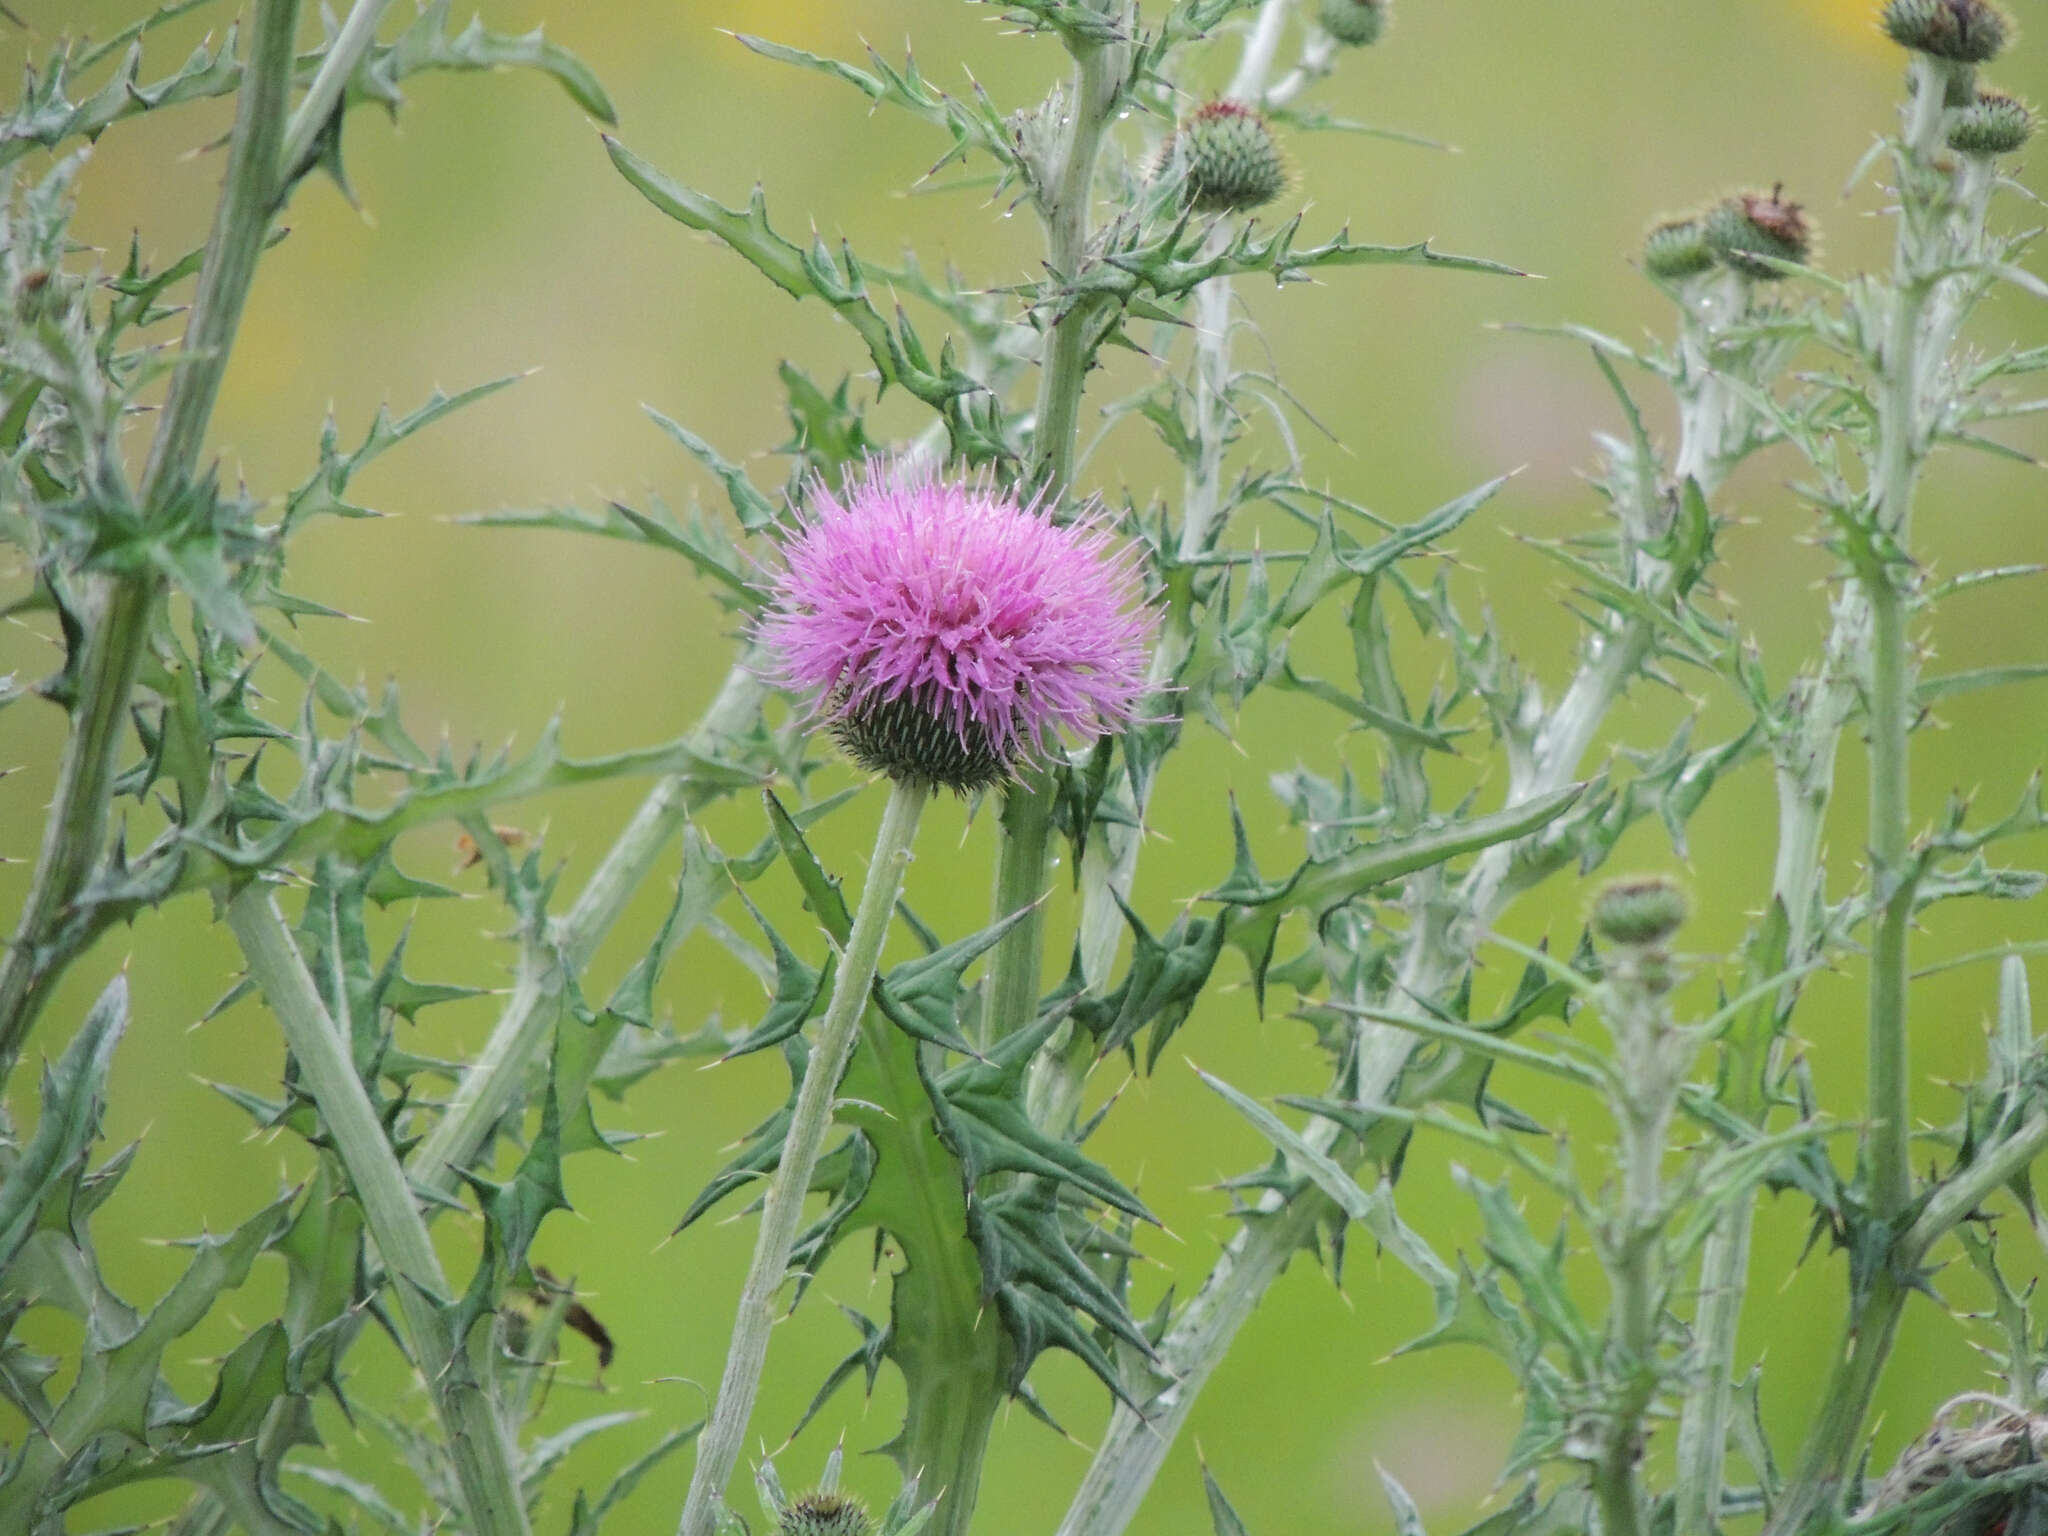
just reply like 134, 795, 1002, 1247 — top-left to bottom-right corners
0, 0, 305, 1085
679, 776, 930, 1536
982, 17, 1123, 1048
1765, 56, 1952, 1536
1062, 234, 1755, 1536
226, 883, 531, 1536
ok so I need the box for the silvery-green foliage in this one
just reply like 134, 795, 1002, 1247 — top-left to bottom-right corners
3, 4, 2045, 1536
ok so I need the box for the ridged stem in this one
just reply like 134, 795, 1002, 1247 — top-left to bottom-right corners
0, 0, 307, 1085
678, 777, 930, 1536
1060, 235, 1753, 1536
227, 884, 531, 1536
1764, 56, 1951, 1536
981, 15, 1123, 1049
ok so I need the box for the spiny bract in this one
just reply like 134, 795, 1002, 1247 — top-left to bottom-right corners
1591, 877, 1690, 949
779, 1492, 875, 1536
1161, 102, 1288, 214
1880, 0, 2012, 63
756, 465, 1153, 795
1949, 89, 2034, 153
1319, 0, 1390, 47
1642, 216, 1716, 282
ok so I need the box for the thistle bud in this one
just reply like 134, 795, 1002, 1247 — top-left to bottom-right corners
1881, 0, 2012, 64
1318, 0, 1390, 47
1642, 217, 1716, 282
1591, 877, 1689, 950
1161, 102, 1288, 214
779, 1493, 874, 1536
1948, 89, 2034, 154
1704, 187, 1813, 280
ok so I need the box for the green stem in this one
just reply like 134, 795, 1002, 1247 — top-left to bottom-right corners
981, 768, 1059, 1048
679, 777, 930, 1536
278, 0, 394, 186
1765, 57, 1952, 1536
226, 884, 530, 1536
1593, 953, 1681, 1536
981, 20, 1122, 1050
0, 0, 303, 1086
1865, 577, 1915, 1222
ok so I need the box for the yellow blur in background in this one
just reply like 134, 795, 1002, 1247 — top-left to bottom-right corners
2, 2, 2046, 1534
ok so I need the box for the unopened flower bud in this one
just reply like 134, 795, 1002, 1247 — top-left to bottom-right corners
1881, 0, 2012, 64
1704, 187, 1813, 280
1948, 89, 2034, 154
779, 1494, 873, 1536
1642, 217, 1715, 282
1591, 877, 1689, 950
1161, 102, 1288, 214
1319, 0, 1390, 47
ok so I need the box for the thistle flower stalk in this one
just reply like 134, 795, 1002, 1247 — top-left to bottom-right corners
1764, 50, 1975, 1536
678, 776, 930, 1536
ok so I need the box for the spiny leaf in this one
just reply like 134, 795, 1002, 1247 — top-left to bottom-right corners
0, 975, 126, 1271
926, 1012, 1151, 1221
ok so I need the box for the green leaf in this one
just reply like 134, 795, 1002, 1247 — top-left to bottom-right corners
1202, 1461, 1253, 1536
604, 137, 983, 418
873, 909, 1032, 1057
765, 789, 855, 944
1197, 1068, 1459, 1327
566, 1418, 703, 1536
1220, 782, 1588, 1003
1379, 1465, 1430, 1536
967, 1180, 1157, 1404
367, 2, 616, 121
1917, 663, 2048, 705
718, 895, 829, 1062
0, 975, 126, 1271
926, 1013, 1151, 1221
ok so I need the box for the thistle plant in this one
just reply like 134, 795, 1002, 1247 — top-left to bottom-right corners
1, 4, 2044, 1536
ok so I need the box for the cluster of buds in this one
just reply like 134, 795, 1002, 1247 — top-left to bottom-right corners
1642, 187, 1815, 284
1882, 0, 2034, 156
1318, 0, 1390, 47
1157, 101, 1289, 214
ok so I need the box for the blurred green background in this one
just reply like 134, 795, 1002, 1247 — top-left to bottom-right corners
3, 2, 2047, 1533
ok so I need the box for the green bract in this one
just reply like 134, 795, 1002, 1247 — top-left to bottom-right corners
1319, 0, 1391, 47
1950, 89, 2035, 153
1162, 102, 1289, 214
1881, 0, 2012, 62
1642, 217, 1716, 281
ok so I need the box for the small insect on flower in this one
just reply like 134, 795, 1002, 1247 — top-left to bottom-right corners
757, 466, 1153, 795
1704, 186, 1814, 279
1881, 0, 2012, 63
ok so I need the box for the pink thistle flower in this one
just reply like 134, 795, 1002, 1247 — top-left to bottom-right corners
757, 465, 1154, 794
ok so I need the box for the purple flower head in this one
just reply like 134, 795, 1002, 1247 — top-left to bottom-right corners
757, 465, 1153, 794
